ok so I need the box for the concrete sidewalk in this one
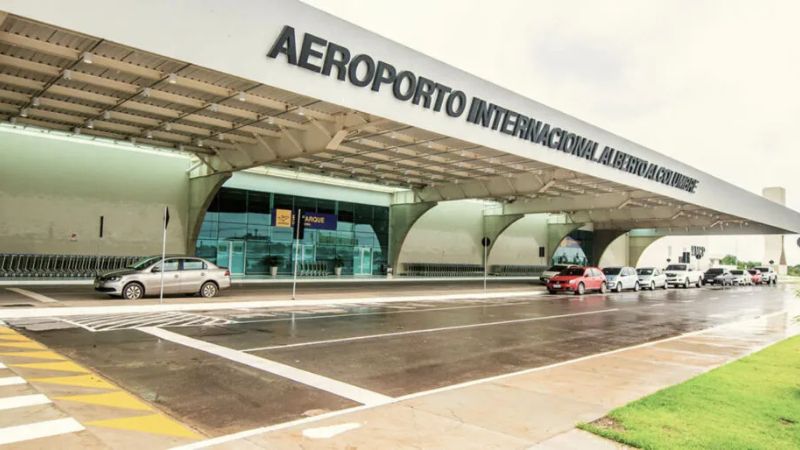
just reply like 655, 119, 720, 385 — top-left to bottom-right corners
181, 307, 800, 449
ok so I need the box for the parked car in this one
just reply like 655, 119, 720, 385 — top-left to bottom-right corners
753, 266, 777, 285
664, 263, 703, 288
748, 269, 763, 285
703, 268, 734, 287
547, 266, 606, 295
94, 256, 231, 300
636, 267, 668, 290
540, 264, 576, 284
603, 266, 640, 292
729, 269, 751, 286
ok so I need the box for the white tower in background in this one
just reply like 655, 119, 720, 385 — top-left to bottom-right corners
762, 187, 788, 275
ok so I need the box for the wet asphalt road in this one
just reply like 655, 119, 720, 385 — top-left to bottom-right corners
10, 283, 796, 437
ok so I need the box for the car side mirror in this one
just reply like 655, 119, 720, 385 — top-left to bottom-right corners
151, 266, 161, 273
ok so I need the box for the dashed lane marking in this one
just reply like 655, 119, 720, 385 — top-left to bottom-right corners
140, 327, 393, 406
5, 287, 59, 303
0, 417, 84, 446
0, 394, 51, 411
243, 308, 621, 352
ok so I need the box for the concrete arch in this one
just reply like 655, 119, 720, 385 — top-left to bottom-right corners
628, 232, 666, 267
484, 214, 525, 262
388, 201, 438, 271
186, 172, 231, 254
546, 222, 585, 265
593, 229, 630, 266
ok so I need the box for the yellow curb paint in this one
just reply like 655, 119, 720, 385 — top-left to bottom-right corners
0, 328, 18, 335
12, 361, 89, 373
0, 351, 65, 360
0, 341, 46, 350
88, 414, 202, 439
57, 391, 153, 411
0, 335, 30, 342
30, 374, 116, 390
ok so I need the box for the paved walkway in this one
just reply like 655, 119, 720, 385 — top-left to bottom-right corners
180, 307, 800, 449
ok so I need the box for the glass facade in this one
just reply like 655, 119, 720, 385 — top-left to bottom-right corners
195, 187, 389, 276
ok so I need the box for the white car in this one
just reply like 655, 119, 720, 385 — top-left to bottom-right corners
540, 264, 575, 284
664, 263, 703, 288
729, 269, 751, 286
753, 266, 777, 285
636, 267, 668, 290
603, 266, 640, 292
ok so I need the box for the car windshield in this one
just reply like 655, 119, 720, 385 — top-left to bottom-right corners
666, 264, 687, 271
602, 268, 621, 275
547, 265, 568, 272
731, 270, 743, 275
755, 267, 769, 272
748, 269, 759, 275
636, 268, 653, 275
128, 256, 162, 270
706, 268, 723, 274
561, 267, 585, 276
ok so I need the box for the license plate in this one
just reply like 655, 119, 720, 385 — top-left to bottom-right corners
553, 283, 561, 288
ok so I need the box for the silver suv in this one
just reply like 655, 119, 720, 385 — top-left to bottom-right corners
94, 256, 231, 300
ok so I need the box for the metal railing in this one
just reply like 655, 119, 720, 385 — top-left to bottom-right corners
489, 265, 547, 277
402, 263, 485, 277
0, 254, 141, 279
298, 261, 331, 277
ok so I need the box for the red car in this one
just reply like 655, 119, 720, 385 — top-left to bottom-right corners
547, 266, 607, 295
748, 269, 763, 285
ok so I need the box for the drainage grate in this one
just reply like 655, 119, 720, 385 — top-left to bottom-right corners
58, 312, 234, 332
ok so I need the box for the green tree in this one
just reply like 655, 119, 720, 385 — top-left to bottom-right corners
720, 255, 738, 266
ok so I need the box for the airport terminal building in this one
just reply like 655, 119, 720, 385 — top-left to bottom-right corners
1, 0, 799, 278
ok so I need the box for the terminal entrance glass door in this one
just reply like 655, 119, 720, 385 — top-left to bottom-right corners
353, 246, 372, 276
218, 240, 245, 275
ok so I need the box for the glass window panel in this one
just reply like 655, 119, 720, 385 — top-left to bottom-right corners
317, 199, 335, 215
337, 202, 354, 224
373, 206, 389, 222
271, 227, 293, 242
269, 243, 292, 273
182, 259, 206, 271
218, 222, 247, 240
295, 196, 316, 213
195, 239, 217, 264
354, 223, 375, 233
218, 188, 247, 223
247, 224, 269, 240
274, 194, 294, 211
247, 191, 271, 225
204, 192, 219, 222
355, 231, 375, 247
317, 230, 337, 245
336, 230, 355, 246
336, 246, 354, 274
246, 241, 269, 275
354, 203, 372, 223
199, 220, 218, 239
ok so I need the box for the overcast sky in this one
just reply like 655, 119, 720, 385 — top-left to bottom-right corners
302, 0, 800, 264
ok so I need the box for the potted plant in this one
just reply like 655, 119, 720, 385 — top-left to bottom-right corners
333, 256, 344, 277
265, 255, 282, 277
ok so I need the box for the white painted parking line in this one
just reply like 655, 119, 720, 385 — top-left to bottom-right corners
0, 376, 26, 386
5, 288, 58, 304
0, 417, 84, 445
243, 308, 620, 352
0, 394, 51, 411
140, 327, 393, 406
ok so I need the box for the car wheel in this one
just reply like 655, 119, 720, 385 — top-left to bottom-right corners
122, 282, 144, 300
663, 282, 669, 290
548, 289, 556, 294
683, 279, 689, 288
615, 283, 622, 293
634, 282, 640, 292
599, 283, 607, 294
695, 279, 702, 288
576, 283, 585, 295
200, 281, 218, 299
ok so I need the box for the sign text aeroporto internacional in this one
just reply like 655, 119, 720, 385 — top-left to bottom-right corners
266, 26, 699, 194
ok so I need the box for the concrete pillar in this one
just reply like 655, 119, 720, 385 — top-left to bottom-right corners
628, 234, 664, 267
762, 187, 787, 275
389, 202, 437, 272
186, 172, 230, 254
484, 214, 525, 263
591, 229, 629, 266
546, 222, 584, 266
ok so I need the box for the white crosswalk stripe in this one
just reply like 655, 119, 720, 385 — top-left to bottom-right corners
0, 417, 84, 445
59, 311, 234, 332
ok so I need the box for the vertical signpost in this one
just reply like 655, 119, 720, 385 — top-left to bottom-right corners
159, 207, 169, 304
481, 236, 491, 292
292, 209, 302, 300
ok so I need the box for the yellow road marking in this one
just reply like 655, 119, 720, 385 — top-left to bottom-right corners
57, 391, 153, 411
30, 374, 116, 390
11, 361, 89, 373
0, 341, 46, 350
0, 335, 30, 342
0, 328, 18, 335
0, 351, 65, 360
88, 414, 202, 439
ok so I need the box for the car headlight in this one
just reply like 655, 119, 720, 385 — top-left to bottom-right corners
568, 279, 577, 284
106, 276, 122, 281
